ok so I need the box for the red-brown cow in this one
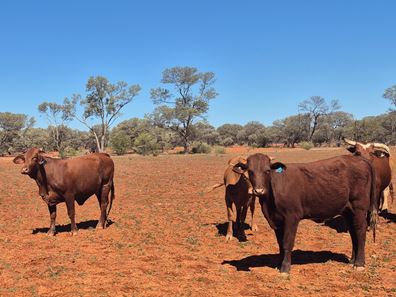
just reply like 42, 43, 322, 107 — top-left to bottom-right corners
13, 147, 115, 236
234, 153, 377, 275
343, 138, 394, 211
208, 156, 258, 241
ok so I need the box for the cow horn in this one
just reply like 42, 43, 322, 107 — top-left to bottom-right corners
343, 138, 357, 146
372, 143, 391, 155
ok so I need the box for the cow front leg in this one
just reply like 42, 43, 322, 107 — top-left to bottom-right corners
98, 184, 111, 229
65, 199, 78, 235
47, 205, 57, 236
250, 196, 258, 232
280, 218, 299, 276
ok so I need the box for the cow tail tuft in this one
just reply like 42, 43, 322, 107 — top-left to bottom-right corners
106, 181, 115, 223
369, 162, 378, 243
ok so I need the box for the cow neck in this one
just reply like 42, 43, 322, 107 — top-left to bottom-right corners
35, 157, 58, 197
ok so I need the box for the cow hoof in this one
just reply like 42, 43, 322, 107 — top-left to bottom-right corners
251, 224, 259, 232
353, 266, 365, 272
46, 231, 55, 236
70, 231, 78, 236
96, 225, 105, 230
225, 234, 233, 241
280, 272, 290, 279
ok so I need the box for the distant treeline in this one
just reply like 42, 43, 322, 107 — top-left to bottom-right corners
0, 110, 395, 156
1, 67, 395, 156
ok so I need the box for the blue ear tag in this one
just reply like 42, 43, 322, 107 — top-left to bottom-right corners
275, 167, 283, 173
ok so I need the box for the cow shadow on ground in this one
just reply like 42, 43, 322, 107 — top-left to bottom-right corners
32, 219, 114, 234
380, 210, 396, 223
222, 249, 349, 271
215, 222, 251, 242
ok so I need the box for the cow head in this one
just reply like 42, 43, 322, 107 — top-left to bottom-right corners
13, 147, 46, 177
233, 153, 286, 197
343, 138, 390, 159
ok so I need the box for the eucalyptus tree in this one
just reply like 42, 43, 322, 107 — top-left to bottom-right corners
38, 99, 73, 157
150, 66, 217, 153
68, 76, 141, 152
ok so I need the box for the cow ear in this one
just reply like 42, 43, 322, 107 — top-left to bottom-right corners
232, 162, 248, 174
270, 162, 286, 171
346, 146, 356, 154
13, 155, 25, 164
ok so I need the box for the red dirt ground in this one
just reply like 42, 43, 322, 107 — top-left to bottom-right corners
0, 148, 395, 297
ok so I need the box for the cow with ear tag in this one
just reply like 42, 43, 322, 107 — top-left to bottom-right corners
234, 153, 377, 276
13, 147, 115, 236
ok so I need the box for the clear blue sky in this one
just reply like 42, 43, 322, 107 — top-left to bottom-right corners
1, 0, 395, 129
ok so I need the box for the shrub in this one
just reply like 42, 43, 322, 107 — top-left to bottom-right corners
214, 146, 226, 154
110, 131, 131, 155
190, 142, 211, 154
134, 132, 160, 156
299, 141, 314, 150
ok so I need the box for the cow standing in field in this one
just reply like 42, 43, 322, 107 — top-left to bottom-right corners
13, 147, 115, 236
343, 138, 394, 211
208, 156, 258, 241
233, 153, 377, 275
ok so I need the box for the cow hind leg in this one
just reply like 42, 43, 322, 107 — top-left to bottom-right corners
98, 184, 111, 229
343, 209, 358, 264
47, 205, 57, 236
352, 209, 367, 270
225, 197, 234, 241
237, 204, 248, 241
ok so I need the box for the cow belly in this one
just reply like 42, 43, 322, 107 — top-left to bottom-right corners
75, 193, 95, 206
302, 195, 348, 221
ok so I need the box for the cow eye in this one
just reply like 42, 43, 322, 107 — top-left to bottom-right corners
32, 157, 37, 161
265, 170, 270, 174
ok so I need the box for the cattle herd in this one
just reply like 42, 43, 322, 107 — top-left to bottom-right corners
12, 139, 394, 276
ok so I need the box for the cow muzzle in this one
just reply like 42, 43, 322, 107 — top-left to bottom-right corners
21, 167, 29, 175
253, 188, 267, 196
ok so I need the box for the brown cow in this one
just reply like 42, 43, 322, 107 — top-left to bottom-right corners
343, 138, 394, 211
13, 147, 115, 236
208, 156, 258, 241
234, 153, 377, 275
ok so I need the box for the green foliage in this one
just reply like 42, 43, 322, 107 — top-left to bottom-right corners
63, 147, 79, 157
67, 76, 141, 152
190, 142, 211, 154
383, 84, 396, 109
0, 112, 35, 154
214, 146, 226, 154
150, 66, 218, 153
133, 132, 161, 156
110, 130, 131, 155
299, 141, 314, 150
217, 124, 243, 145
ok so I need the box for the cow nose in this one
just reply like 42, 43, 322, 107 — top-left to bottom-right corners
254, 188, 266, 196
21, 167, 29, 174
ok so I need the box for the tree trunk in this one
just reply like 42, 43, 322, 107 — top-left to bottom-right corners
93, 132, 101, 152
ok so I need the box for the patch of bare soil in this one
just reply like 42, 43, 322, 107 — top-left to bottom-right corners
0, 148, 395, 296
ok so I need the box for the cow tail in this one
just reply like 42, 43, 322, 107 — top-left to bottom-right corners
106, 181, 115, 223
389, 182, 394, 204
206, 183, 224, 194
368, 161, 378, 243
